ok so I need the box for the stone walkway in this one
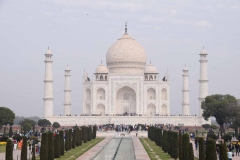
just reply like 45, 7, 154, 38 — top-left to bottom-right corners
132, 137, 150, 160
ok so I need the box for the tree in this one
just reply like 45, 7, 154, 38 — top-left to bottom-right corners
79, 128, 82, 146
159, 129, 163, 147
8, 126, 13, 137
69, 129, 72, 150
172, 132, 179, 160
0, 107, 15, 128
189, 143, 194, 160
93, 125, 97, 139
218, 143, 228, 160
59, 130, 64, 155
52, 122, 60, 129
210, 124, 218, 130
162, 130, 168, 153
37, 119, 51, 127
182, 134, 189, 160
48, 132, 54, 160
54, 134, 60, 158
202, 124, 211, 130
22, 123, 32, 134
40, 133, 48, 160
21, 136, 27, 160
179, 133, 183, 160
5, 139, 13, 160
202, 94, 238, 135
65, 130, 69, 151
198, 137, 205, 160
32, 144, 36, 160
222, 134, 232, 143
205, 139, 217, 160
83, 127, 87, 143
72, 129, 76, 149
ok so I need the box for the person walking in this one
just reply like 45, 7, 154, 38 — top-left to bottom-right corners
227, 149, 233, 160
38, 141, 41, 154
136, 131, 138, 137
235, 143, 239, 156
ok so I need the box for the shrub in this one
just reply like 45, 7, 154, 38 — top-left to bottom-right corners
93, 125, 97, 139
172, 132, 179, 159
168, 131, 172, 155
159, 129, 163, 147
72, 129, 76, 149
48, 132, 54, 160
32, 144, 35, 160
83, 127, 87, 143
207, 133, 218, 140
210, 124, 218, 130
218, 143, 228, 160
59, 130, 64, 155
222, 134, 232, 143
21, 136, 27, 160
162, 130, 168, 153
189, 143, 194, 160
5, 139, 13, 160
179, 132, 182, 160
202, 124, 210, 130
182, 134, 189, 160
69, 129, 72, 150
13, 134, 22, 142
198, 137, 205, 160
79, 128, 82, 146
40, 133, 48, 160
65, 130, 69, 151
205, 139, 217, 160
54, 134, 60, 158
0, 136, 8, 142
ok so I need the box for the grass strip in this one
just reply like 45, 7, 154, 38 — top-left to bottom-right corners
0, 145, 6, 153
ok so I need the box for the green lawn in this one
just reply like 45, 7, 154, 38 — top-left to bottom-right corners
0, 145, 6, 153
140, 138, 174, 160
36, 138, 104, 160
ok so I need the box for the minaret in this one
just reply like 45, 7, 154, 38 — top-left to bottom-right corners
43, 48, 54, 117
199, 47, 208, 116
64, 66, 71, 115
182, 65, 190, 116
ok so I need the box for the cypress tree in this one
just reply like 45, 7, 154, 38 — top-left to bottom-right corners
93, 125, 97, 139
182, 134, 189, 160
205, 139, 217, 160
40, 132, 48, 160
8, 127, 13, 137
48, 132, 54, 160
198, 137, 205, 160
59, 130, 64, 155
87, 127, 90, 141
218, 143, 228, 160
65, 130, 69, 151
5, 139, 13, 160
168, 131, 173, 156
79, 128, 82, 146
179, 133, 183, 160
32, 144, 35, 160
69, 129, 72, 150
89, 126, 93, 140
72, 129, 76, 149
21, 136, 27, 160
54, 134, 60, 158
159, 129, 163, 147
162, 130, 168, 153
189, 143, 194, 160
84, 127, 87, 143
155, 128, 159, 146
172, 132, 179, 159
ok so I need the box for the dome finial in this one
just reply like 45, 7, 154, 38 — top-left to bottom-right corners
125, 22, 127, 34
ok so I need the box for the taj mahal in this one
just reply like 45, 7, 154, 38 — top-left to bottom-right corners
43, 24, 210, 126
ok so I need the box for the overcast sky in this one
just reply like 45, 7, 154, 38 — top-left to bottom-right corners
0, 0, 240, 117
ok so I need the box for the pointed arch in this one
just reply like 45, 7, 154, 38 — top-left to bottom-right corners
97, 88, 105, 100
86, 104, 91, 115
86, 88, 91, 100
97, 104, 105, 116
162, 104, 167, 115
161, 88, 167, 100
147, 104, 156, 116
147, 88, 156, 100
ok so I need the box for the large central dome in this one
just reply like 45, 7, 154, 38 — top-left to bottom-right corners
106, 31, 147, 75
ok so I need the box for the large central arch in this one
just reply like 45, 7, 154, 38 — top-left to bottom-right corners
116, 86, 136, 114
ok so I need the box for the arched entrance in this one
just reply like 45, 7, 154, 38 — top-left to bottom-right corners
147, 104, 156, 116
86, 104, 91, 115
97, 104, 105, 116
116, 86, 136, 115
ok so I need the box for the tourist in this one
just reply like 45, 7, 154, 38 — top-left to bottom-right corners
227, 149, 233, 160
235, 143, 239, 156
38, 141, 41, 154
136, 131, 138, 137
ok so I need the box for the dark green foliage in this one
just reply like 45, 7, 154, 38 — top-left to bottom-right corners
202, 124, 211, 130
93, 125, 97, 139
8, 127, 13, 137
222, 134, 232, 142
159, 129, 163, 147
198, 137, 205, 160
65, 130, 69, 151
182, 134, 189, 160
5, 139, 13, 160
69, 129, 72, 150
189, 143, 194, 160
79, 128, 82, 146
4, 127, 6, 135
52, 122, 60, 129
89, 126, 93, 140
167, 130, 171, 155
205, 139, 217, 160
83, 127, 87, 143
54, 134, 60, 158
13, 134, 22, 142
179, 133, 182, 160
21, 136, 27, 160
0, 107, 15, 128
72, 129, 76, 149
38, 119, 51, 127
59, 130, 64, 155
40, 133, 48, 160
162, 130, 168, 153
87, 127, 90, 141
207, 133, 218, 140
0, 136, 8, 142
218, 143, 228, 160
76, 128, 79, 147
154, 128, 159, 146
172, 132, 179, 159
48, 132, 54, 160
32, 144, 35, 160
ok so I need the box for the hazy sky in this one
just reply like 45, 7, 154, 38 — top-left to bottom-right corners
0, 0, 240, 117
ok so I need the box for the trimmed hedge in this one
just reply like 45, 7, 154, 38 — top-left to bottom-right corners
65, 130, 69, 151
40, 132, 48, 160
48, 132, 54, 160
217, 143, 228, 160
198, 137, 205, 160
72, 129, 76, 149
79, 128, 83, 146
182, 134, 189, 160
189, 143, 194, 160
171, 132, 179, 159
205, 139, 217, 160
83, 127, 87, 143
162, 130, 168, 153
179, 133, 182, 160
59, 130, 64, 155
69, 129, 72, 150
159, 129, 163, 147
93, 125, 97, 139
5, 139, 13, 160
54, 134, 60, 158
21, 136, 27, 160
32, 144, 35, 160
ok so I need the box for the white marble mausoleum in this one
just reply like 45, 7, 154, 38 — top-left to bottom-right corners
43, 24, 210, 126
